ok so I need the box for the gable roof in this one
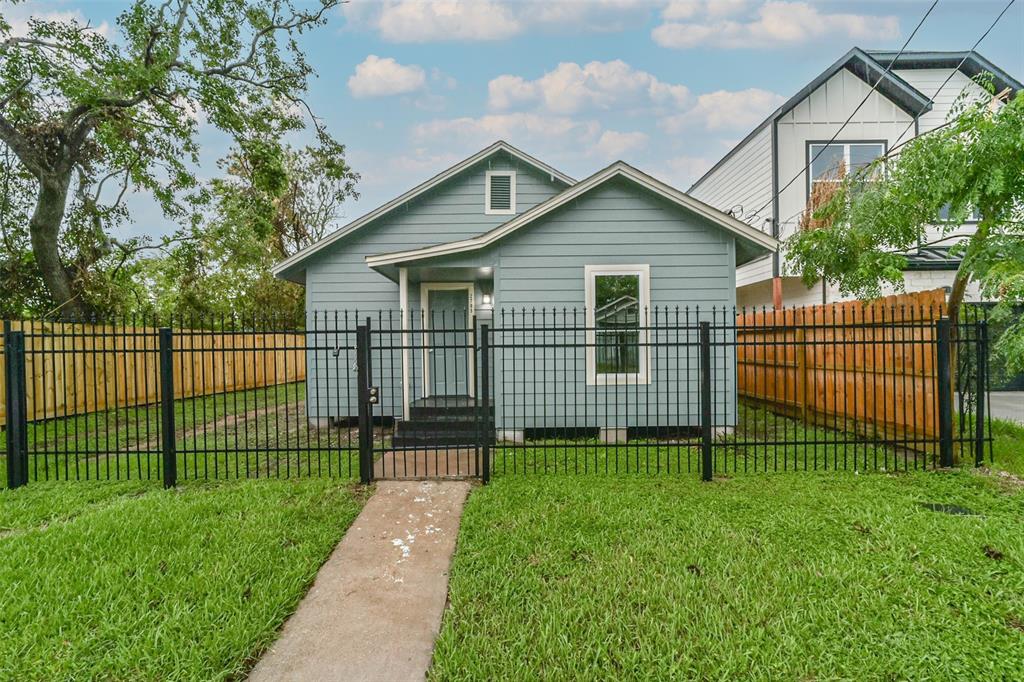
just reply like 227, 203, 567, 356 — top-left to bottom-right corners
365, 161, 779, 271
271, 141, 575, 282
689, 47, 930, 194
688, 47, 1019, 194
868, 50, 1024, 96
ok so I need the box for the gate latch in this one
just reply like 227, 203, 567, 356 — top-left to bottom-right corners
367, 386, 380, 405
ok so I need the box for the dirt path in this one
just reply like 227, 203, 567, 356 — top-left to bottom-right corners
247, 480, 471, 682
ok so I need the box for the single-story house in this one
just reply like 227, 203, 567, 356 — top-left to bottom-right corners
273, 141, 778, 437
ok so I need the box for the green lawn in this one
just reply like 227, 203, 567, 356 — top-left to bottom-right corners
991, 417, 1024, 476
431, 471, 1024, 680
0, 478, 368, 681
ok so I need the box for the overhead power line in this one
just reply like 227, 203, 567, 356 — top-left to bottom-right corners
745, 0, 939, 226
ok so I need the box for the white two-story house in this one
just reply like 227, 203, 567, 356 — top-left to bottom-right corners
689, 48, 1022, 308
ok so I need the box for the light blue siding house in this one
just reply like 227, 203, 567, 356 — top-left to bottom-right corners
273, 141, 777, 438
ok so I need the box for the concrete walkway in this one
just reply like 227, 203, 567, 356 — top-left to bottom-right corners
248, 480, 472, 682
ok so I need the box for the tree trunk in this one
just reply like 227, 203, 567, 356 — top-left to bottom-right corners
946, 219, 990, 328
28, 172, 87, 320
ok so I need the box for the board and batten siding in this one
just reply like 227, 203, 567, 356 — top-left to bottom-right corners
894, 68, 990, 134
775, 68, 917, 250
303, 151, 566, 420
689, 121, 774, 290
490, 178, 737, 429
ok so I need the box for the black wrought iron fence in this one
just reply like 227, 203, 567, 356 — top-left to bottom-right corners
1, 306, 992, 488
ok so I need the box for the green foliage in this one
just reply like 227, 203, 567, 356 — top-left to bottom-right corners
0, 0, 345, 319
788, 83, 1024, 371
139, 137, 357, 324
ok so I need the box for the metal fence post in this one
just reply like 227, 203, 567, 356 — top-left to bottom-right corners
356, 324, 373, 485
700, 321, 713, 482
480, 324, 491, 484
158, 327, 177, 488
974, 320, 988, 468
935, 317, 954, 468
5, 328, 28, 489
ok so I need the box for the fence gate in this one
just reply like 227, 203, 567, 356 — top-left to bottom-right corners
357, 314, 491, 482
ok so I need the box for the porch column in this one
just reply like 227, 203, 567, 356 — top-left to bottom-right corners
399, 266, 410, 421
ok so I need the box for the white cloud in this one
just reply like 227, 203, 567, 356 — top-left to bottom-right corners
662, 0, 750, 21
341, 0, 653, 43
659, 154, 716, 186
652, 1, 899, 49
431, 67, 458, 90
4, 7, 111, 38
486, 59, 779, 136
488, 60, 690, 115
660, 87, 785, 132
348, 55, 427, 98
343, 0, 522, 42
595, 130, 649, 160
412, 113, 602, 148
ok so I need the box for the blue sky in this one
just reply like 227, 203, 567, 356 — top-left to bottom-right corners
9, 0, 1024, 238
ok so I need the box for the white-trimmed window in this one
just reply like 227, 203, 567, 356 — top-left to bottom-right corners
585, 264, 650, 385
808, 141, 885, 194
938, 203, 982, 223
485, 170, 516, 215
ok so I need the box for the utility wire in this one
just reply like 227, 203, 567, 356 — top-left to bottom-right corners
882, 0, 1016, 163
771, 0, 1016, 233
746, 0, 940, 224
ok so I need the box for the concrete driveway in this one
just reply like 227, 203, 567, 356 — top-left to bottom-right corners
990, 392, 1023, 424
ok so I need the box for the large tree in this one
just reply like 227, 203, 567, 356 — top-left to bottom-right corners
143, 137, 357, 323
0, 0, 342, 319
787, 83, 1024, 371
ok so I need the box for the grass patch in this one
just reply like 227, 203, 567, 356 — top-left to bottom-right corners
432, 472, 1024, 680
991, 417, 1024, 476
0, 478, 368, 680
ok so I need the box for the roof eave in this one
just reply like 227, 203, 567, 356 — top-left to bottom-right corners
368, 162, 779, 269
270, 140, 576, 280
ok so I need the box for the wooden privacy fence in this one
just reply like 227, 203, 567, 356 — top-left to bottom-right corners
736, 289, 947, 446
1, 321, 306, 427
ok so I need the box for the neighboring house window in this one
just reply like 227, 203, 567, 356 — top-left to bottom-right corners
938, 203, 982, 222
485, 170, 516, 215
802, 141, 885, 230
585, 264, 650, 385
808, 141, 885, 192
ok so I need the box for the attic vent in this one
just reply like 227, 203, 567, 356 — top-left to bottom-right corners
485, 171, 516, 215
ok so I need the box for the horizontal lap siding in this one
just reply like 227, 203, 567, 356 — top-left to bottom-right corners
689, 124, 774, 237
493, 178, 737, 429
305, 151, 565, 419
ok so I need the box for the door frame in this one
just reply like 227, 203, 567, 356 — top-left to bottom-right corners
419, 282, 475, 398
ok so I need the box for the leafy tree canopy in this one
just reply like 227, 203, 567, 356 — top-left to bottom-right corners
787, 80, 1024, 371
0, 0, 344, 319
142, 136, 357, 325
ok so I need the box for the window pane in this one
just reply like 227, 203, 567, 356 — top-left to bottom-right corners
594, 274, 640, 374
849, 143, 884, 173
938, 203, 982, 222
810, 144, 844, 181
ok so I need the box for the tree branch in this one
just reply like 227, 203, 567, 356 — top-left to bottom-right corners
172, 1, 337, 79
0, 112, 44, 177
